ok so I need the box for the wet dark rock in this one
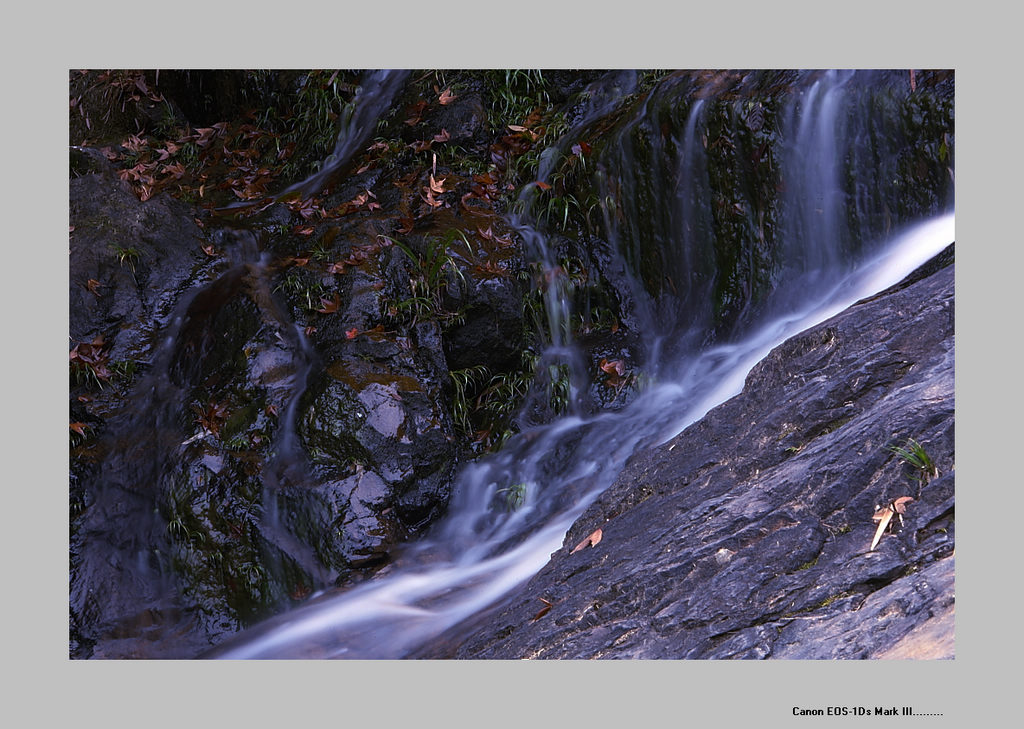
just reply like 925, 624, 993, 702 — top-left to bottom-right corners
424, 258, 954, 659
443, 274, 527, 373
432, 91, 488, 143
280, 470, 396, 569
299, 351, 456, 527
69, 170, 212, 365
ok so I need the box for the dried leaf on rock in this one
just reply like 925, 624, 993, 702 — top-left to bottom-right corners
870, 507, 894, 551
570, 528, 603, 554
599, 358, 626, 377
438, 87, 456, 105
421, 189, 444, 209
892, 496, 914, 515
316, 293, 341, 314
531, 597, 553, 622
404, 100, 428, 126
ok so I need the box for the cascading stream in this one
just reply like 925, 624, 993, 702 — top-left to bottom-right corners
280, 70, 409, 201
208, 70, 953, 659
209, 212, 953, 659
510, 71, 639, 417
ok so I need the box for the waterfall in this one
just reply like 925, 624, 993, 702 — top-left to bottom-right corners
208, 70, 953, 659
279, 70, 409, 200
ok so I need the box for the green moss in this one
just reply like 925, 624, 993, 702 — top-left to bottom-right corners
795, 556, 819, 571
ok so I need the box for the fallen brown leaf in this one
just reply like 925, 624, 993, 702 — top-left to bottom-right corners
599, 358, 626, 376
316, 293, 341, 314
531, 597, 553, 622
404, 100, 428, 126
570, 528, 603, 554
892, 496, 914, 514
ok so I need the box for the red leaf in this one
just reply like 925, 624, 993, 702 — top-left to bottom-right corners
404, 100, 428, 126
345, 327, 360, 339
599, 358, 626, 377
316, 293, 341, 314
438, 88, 456, 105
535, 180, 551, 191
70, 422, 90, 437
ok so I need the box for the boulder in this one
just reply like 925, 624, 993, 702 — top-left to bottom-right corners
423, 256, 955, 659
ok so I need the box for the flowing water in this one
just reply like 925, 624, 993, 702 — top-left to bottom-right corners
206, 70, 954, 658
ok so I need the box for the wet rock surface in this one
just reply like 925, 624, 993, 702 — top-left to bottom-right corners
70, 159, 212, 364
421, 257, 954, 659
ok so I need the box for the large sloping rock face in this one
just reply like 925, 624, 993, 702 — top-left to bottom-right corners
427, 257, 954, 659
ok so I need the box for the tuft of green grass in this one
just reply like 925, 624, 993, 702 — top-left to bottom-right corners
274, 269, 327, 312
388, 234, 466, 327
887, 437, 939, 483
110, 243, 141, 272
